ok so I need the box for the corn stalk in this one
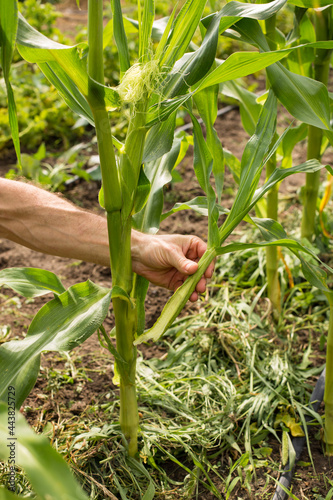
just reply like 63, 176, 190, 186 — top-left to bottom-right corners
301, 7, 332, 240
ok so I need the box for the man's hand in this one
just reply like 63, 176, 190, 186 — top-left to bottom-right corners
131, 232, 214, 302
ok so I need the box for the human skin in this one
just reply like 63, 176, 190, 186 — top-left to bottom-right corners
0, 179, 213, 301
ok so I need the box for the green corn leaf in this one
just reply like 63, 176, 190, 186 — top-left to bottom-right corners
133, 134, 190, 233
111, 0, 130, 74
139, 0, 154, 62
0, 0, 21, 165
224, 149, 241, 184
103, 18, 113, 49
249, 218, 333, 298
160, 8, 222, 98
220, 91, 277, 241
201, 0, 288, 37
219, 0, 287, 20
143, 111, 177, 163
0, 280, 111, 408
0, 267, 66, 298
159, 0, 207, 69
133, 275, 149, 336
216, 239, 319, 260
300, 257, 331, 294
279, 123, 308, 168
232, 18, 332, 129
0, 487, 23, 499
132, 165, 151, 215
267, 62, 331, 129
190, 110, 219, 247
251, 217, 288, 241
146, 50, 292, 127
0, 403, 89, 500
221, 81, 261, 136
133, 247, 216, 344
17, 14, 120, 111
38, 61, 95, 125
288, 0, 333, 6
287, 14, 315, 77
154, 10, 177, 61
221, 158, 331, 244
136, 147, 330, 346
161, 196, 228, 220
194, 84, 224, 203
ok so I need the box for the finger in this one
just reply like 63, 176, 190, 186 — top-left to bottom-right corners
170, 249, 199, 276
195, 277, 206, 294
173, 277, 185, 292
190, 291, 198, 302
186, 237, 207, 260
204, 260, 215, 279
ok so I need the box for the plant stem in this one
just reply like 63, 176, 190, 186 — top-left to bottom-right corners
87, 0, 140, 457
263, 13, 281, 313
301, 126, 323, 240
324, 302, 333, 455
113, 296, 139, 456
265, 156, 281, 313
88, 0, 104, 85
301, 8, 332, 240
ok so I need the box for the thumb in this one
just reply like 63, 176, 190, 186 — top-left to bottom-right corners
170, 250, 198, 275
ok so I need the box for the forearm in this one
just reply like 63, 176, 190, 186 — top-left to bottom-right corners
0, 179, 113, 266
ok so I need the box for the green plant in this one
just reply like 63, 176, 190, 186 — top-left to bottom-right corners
5, 142, 95, 191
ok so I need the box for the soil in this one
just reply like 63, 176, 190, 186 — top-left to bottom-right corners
1, 1, 333, 497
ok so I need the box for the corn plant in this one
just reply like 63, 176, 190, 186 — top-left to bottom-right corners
0, 402, 89, 499
219, 2, 333, 311
1, 0, 333, 462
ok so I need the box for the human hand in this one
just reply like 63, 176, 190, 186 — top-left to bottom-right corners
131, 231, 214, 301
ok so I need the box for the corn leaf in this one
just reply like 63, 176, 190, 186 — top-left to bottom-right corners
224, 149, 241, 184
142, 111, 177, 163
139, 0, 154, 62
161, 196, 228, 220
0, 280, 111, 408
232, 18, 332, 129
146, 49, 293, 127
0, 0, 21, 164
135, 137, 330, 345
0, 403, 89, 500
39, 61, 94, 125
190, 110, 220, 247
161, 9, 222, 98
248, 217, 333, 296
111, 0, 130, 74
133, 134, 190, 233
0, 488, 23, 500
17, 14, 120, 110
0, 267, 66, 298
288, 0, 333, 6
133, 247, 216, 345
278, 123, 308, 168
194, 85, 224, 202
159, 0, 207, 69
154, 10, 177, 60
300, 257, 331, 294
220, 91, 277, 242
221, 81, 261, 136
